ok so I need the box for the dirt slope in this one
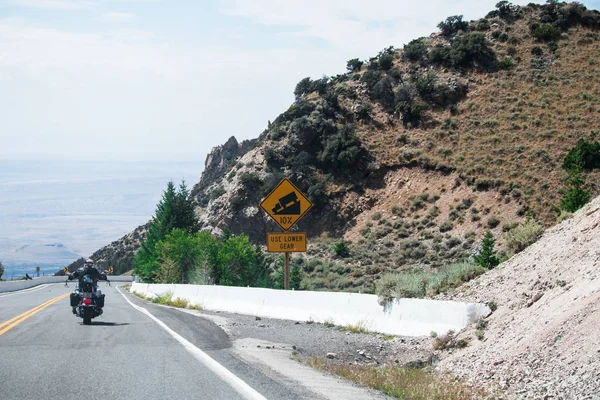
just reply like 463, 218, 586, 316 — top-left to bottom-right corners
435, 195, 600, 398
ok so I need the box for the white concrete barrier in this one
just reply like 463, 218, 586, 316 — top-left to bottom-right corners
130, 282, 490, 337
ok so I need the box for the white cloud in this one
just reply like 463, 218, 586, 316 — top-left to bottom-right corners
221, 0, 542, 55
0, 0, 562, 161
98, 11, 136, 23
7, 0, 94, 9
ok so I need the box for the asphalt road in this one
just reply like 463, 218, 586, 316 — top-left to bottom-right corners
0, 283, 316, 400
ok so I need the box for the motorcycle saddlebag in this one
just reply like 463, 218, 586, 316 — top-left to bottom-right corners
70, 292, 80, 307
95, 294, 105, 308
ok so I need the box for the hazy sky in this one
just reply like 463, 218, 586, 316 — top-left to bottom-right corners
1, 0, 599, 161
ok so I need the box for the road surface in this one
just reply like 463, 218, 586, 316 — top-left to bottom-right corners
0, 283, 322, 400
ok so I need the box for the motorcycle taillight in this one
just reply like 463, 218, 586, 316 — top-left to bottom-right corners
83, 298, 92, 306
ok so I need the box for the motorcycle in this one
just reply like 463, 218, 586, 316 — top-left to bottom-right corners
66, 274, 110, 325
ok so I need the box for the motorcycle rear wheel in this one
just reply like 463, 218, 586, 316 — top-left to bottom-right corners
82, 308, 92, 325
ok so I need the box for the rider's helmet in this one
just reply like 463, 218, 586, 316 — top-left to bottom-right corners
84, 258, 94, 268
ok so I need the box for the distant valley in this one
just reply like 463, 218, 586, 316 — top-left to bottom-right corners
0, 159, 203, 276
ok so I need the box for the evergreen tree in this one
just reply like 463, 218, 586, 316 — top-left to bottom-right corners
133, 180, 199, 282
274, 258, 303, 290
0, 261, 4, 280
474, 231, 500, 269
560, 166, 590, 212
173, 180, 200, 234
290, 264, 303, 290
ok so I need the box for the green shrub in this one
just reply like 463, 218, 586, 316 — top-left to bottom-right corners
487, 216, 500, 229
307, 181, 328, 210
495, 0, 522, 22
333, 241, 350, 258
372, 76, 395, 110
396, 100, 428, 128
210, 186, 226, 201
355, 103, 372, 121
429, 45, 451, 64
449, 33, 497, 69
563, 139, 600, 172
229, 195, 244, 210
346, 58, 363, 72
560, 168, 591, 212
531, 45, 543, 55
310, 76, 329, 95
505, 220, 544, 255
473, 18, 490, 31
378, 53, 394, 70
238, 172, 262, 190
498, 58, 514, 70
412, 72, 437, 100
403, 39, 428, 61
429, 32, 497, 70
294, 77, 313, 99
439, 220, 453, 232
317, 125, 363, 171
360, 70, 383, 90
531, 24, 561, 41
438, 15, 468, 38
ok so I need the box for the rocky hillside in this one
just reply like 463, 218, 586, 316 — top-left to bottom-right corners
435, 194, 600, 398
91, 2, 600, 287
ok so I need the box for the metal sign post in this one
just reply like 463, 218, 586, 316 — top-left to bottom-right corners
260, 178, 313, 290
284, 252, 290, 290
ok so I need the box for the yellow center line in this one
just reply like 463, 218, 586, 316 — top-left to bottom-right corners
0, 292, 70, 336
0, 296, 59, 329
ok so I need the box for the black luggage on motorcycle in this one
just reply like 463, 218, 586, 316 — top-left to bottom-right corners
70, 293, 80, 307
95, 294, 105, 308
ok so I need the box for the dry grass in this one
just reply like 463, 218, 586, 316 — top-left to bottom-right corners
342, 319, 370, 334
305, 357, 491, 400
170, 297, 189, 308
345, 12, 600, 226
134, 290, 193, 309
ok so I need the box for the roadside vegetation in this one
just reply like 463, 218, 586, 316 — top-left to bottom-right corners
304, 357, 489, 400
132, 290, 203, 310
0, 261, 4, 281
133, 181, 295, 289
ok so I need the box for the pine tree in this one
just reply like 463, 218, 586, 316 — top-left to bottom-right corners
560, 166, 590, 212
173, 180, 200, 234
474, 231, 500, 269
134, 180, 199, 282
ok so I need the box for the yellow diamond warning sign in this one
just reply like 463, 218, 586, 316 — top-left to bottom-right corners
260, 178, 313, 231
266, 233, 307, 253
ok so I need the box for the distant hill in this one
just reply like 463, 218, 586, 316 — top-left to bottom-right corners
89, 1, 600, 290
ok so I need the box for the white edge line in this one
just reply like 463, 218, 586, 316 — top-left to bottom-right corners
116, 286, 267, 400
0, 284, 51, 297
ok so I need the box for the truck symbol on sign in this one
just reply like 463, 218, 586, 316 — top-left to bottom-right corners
272, 192, 301, 215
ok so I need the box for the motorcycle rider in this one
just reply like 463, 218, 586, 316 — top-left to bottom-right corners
68, 259, 107, 314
